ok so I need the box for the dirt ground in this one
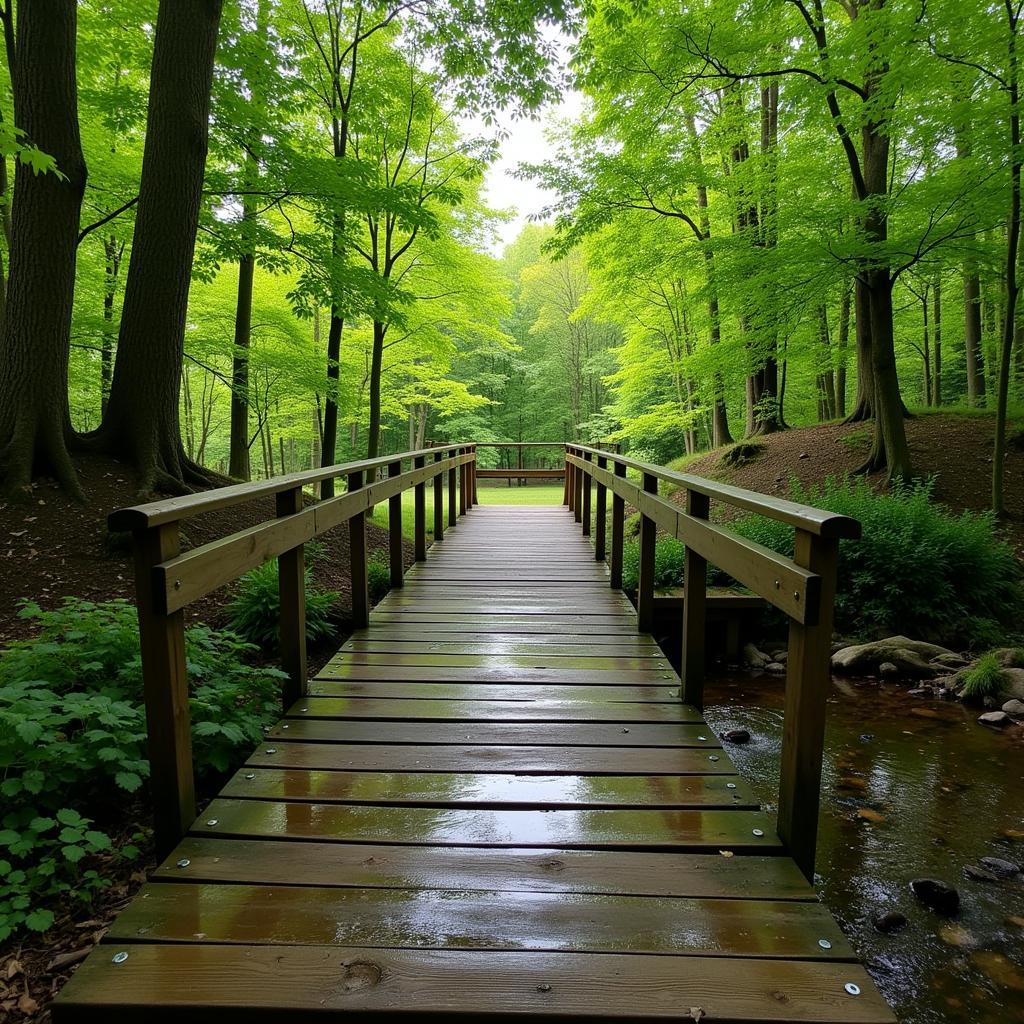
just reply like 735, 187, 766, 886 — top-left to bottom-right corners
670, 413, 1024, 558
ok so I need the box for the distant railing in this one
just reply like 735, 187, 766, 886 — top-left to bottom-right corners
451, 441, 620, 484
563, 444, 861, 880
109, 444, 478, 857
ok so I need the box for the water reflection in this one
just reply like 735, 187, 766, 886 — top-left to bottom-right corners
703, 675, 1024, 1024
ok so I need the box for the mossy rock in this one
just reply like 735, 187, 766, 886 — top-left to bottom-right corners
720, 442, 765, 469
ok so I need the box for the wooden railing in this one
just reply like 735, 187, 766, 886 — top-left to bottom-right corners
564, 444, 861, 880
109, 444, 478, 857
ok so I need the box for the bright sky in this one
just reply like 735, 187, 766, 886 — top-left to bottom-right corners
472, 90, 585, 256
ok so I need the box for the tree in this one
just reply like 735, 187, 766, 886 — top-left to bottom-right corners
0, 0, 87, 497
87, 0, 225, 492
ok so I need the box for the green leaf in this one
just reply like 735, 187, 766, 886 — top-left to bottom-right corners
29, 816, 57, 834
62, 845, 86, 864
56, 808, 87, 827
114, 771, 143, 792
25, 908, 55, 932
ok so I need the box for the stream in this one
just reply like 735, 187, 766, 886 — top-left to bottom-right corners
702, 674, 1024, 1024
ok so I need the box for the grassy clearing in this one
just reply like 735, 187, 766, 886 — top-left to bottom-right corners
368, 482, 565, 541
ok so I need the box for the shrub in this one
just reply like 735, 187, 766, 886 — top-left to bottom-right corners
0, 598, 284, 939
959, 653, 1006, 702
367, 555, 392, 603
728, 477, 1024, 647
622, 537, 687, 591
226, 560, 338, 646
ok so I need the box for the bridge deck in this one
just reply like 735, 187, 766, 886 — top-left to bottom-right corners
56, 505, 893, 1022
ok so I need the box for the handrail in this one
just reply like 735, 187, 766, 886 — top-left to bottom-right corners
564, 443, 859, 882
109, 444, 468, 530
570, 444, 859, 538
114, 442, 478, 858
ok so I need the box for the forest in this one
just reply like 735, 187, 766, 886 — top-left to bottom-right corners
0, 0, 1022, 511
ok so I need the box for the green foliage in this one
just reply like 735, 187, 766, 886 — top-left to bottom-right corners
367, 556, 392, 604
728, 478, 1024, 647
226, 561, 338, 647
622, 537, 687, 592
959, 654, 1006, 701
0, 598, 283, 939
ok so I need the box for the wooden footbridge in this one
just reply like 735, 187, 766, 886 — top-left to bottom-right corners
55, 443, 894, 1023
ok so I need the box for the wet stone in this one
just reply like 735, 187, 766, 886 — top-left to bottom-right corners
1002, 698, 1024, 717
964, 864, 1000, 884
873, 910, 908, 934
720, 728, 751, 744
879, 662, 899, 678
978, 711, 1011, 727
910, 878, 960, 915
979, 856, 1020, 879
765, 661, 786, 674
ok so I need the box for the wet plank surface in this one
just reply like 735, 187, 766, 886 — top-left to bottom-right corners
55, 505, 894, 1023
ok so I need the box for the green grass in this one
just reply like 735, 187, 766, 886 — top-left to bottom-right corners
369, 482, 565, 542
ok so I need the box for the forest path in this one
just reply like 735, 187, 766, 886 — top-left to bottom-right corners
54, 505, 893, 1023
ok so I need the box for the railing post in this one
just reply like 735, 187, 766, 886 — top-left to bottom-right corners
276, 486, 307, 710
680, 490, 709, 708
470, 445, 478, 506
581, 450, 592, 536
433, 450, 445, 541
566, 448, 575, 511
636, 472, 657, 632
414, 454, 427, 560
595, 454, 607, 561
609, 460, 625, 589
348, 469, 369, 628
133, 522, 195, 859
459, 447, 467, 516
387, 459, 404, 588
777, 529, 840, 882
563, 447, 571, 506
573, 450, 584, 524
448, 450, 457, 527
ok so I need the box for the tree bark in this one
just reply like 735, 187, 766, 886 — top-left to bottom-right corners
367, 319, 385, 460
89, 0, 224, 493
836, 281, 850, 418
932, 275, 942, 406
229, 250, 254, 479
0, 0, 85, 497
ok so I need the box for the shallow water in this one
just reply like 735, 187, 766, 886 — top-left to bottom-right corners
703, 675, 1024, 1024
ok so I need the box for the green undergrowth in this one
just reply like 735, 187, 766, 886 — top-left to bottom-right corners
0, 598, 284, 941
959, 653, 1006, 702
618, 476, 1023, 649
227, 549, 338, 647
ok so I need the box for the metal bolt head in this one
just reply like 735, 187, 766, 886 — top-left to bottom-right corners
621, 727, 629, 733
244, 772, 255, 780
697, 735, 707, 741
536, 983, 552, 993
173, 580, 181, 590
844, 983, 861, 996
300, 707, 309, 712
176, 858, 190, 869
818, 938, 832, 950
709, 755, 719, 762
206, 818, 218, 827
281, 724, 289, 730
265, 747, 277, 754
726, 783, 737, 790
752, 828, 765, 837
111, 951, 129, 964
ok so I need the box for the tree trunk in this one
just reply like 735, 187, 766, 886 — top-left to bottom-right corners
320, 310, 343, 497
845, 276, 874, 421
229, 250, 254, 479
932, 275, 942, 406
366, 319, 385, 459
836, 282, 850, 418
0, 0, 85, 497
89, 0, 224, 493
101, 236, 121, 414
994, 16, 1021, 517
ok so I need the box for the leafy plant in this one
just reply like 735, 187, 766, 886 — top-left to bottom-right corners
0, 598, 284, 939
727, 477, 1024, 647
622, 537, 687, 591
226, 560, 338, 646
367, 555, 392, 603
959, 654, 1006, 702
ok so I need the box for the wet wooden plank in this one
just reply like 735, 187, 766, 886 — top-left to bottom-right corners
245, 742, 735, 775
111, 882, 854, 959
153, 838, 813, 899
306, 681, 683, 702
346, 633, 662, 648
324, 653, 670, 671
192, 798, 775, 850
288, 696, 701, 722
316, 665, 679, 685
54, 944, 895, 1023
266, 718, 720, 748
220, 767, 755, 809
